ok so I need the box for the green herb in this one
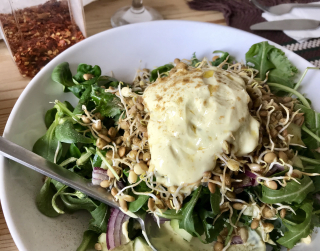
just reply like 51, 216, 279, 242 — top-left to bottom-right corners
90, 85, 123, 118
69, 143, 82, 158
76, 230, 99, 251
128, 179, 150, 213
179, 186, 204, 237
60, 194, 97, 213
149, 64, 174, 82
73, 86, 93, 115
88, 203, 109, 233
246, 41, 298, 90
199, 209, 225, 243
211, 50, 230, 67
55, 119, 93, 144
33, 117, 60, 163
277, 201, 313, 249
96, 149, 119, 180
191, 53, 200, 67
52, 62, 75, 87
73, 64, 101, 83
210, 188, 221, 215
44, 108, 57, 128
35, 178, 60, 217
259, 175, 314, 204
52, 185, 68, 214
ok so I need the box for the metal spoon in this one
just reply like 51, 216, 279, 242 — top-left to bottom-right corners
0, 136, 158, 251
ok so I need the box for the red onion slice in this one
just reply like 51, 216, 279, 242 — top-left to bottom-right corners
92, 167, 109, 185
114, 211, 126, 247
107, 208, 120, 249
106, 208, 131, 249
244, 169, 257, 179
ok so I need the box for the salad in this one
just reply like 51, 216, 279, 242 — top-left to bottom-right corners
33, 41, 320, 251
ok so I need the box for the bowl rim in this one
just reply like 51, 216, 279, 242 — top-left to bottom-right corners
0, 20, 315, 250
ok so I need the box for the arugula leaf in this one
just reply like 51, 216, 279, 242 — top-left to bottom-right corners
295, 104, 320, 153
210, 188, 221, 215
55, 119, 93, 144
88, 203, 109, 233
76, 230, 99, 251
277, 201, 313, 249
179, 186, 204, 237
246, 41, 298, 89
260, 175, 314, 204
35, 178, 60, 217
149, 64, 174, 82
52, 62, 75, 87
211, 50, 230, 67
199, 209, 225, 243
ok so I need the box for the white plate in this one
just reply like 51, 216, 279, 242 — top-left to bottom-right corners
1, 20, 320, 251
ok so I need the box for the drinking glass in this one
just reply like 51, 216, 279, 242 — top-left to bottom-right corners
111, 0, 163, 27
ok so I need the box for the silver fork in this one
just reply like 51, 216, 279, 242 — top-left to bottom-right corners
0, 136, 158, 251
251, 0, 320, 15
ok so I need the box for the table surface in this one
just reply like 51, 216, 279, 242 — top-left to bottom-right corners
0, 0, 225, 250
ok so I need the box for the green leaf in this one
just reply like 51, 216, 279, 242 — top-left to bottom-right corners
88, 203, 109, 233
73, 64, 101, 83
277, 201, 313, 249
191, 52, 200, 67
246, 41, 298, 89
55, 119, 93, 144
64, 101, 74, 112
295, 103, 320, 151
179, 186, 204, 237
52, 62, 75, 87
73, 85, 92, 115
128, 179, 150, 213
33, 120, 60, 162
52, 184, 68, 214
35, 178, 60, 217
260, 175, 315, 204
60, 194, 97, 213
211, 50, 230, 67
69, 143, 81, 158
90, 85, 123, 118
210, 188, 221, 216
149, 64, 174, 82
76, 230, 99, 251
44, 108, 57, 129
199, 209, 225, 243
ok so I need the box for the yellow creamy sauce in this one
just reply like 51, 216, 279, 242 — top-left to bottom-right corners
143, 67, 259, 187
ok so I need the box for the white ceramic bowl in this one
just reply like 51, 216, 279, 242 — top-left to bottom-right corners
1, 21, 320, 251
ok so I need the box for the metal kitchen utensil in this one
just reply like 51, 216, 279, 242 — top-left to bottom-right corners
250, 19, 320, 30
251, 0, 320, 15
0, 136, 157, 251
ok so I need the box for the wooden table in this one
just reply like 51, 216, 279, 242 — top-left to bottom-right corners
0, 0, 225, 250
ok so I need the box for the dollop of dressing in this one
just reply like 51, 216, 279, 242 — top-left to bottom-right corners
143, 66, 259, 187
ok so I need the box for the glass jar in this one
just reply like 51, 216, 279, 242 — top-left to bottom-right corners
0, 0, 86, 78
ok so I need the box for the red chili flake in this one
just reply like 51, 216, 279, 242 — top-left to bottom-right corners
0, 0, 85, 78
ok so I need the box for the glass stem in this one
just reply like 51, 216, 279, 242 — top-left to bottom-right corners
131, 0, 144, 13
